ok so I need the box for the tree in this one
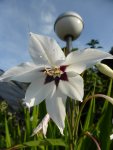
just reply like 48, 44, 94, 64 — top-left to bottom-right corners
86, 39, 102, 48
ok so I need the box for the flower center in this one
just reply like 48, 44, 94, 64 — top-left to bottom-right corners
44, 67, 62, 78
41, 65, 68, 87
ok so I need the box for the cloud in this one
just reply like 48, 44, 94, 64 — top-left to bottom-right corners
41, 11, 54, 24
40, 1, 56, 34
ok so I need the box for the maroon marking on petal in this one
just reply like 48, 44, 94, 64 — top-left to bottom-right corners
54, 77, 60, 87
60, 72, 68, 81
40, 69, 45, 72
60, 65, 68, 72
40, 68, 51, 72
44, 75, 54, 84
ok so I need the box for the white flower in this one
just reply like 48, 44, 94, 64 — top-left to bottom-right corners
96, 62, 113, 79
110, 134, 113, 140
0, 32, 113, 134
31, 113, 50, 138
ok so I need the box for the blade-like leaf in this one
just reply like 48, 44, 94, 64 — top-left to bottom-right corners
24, 139, 66, 147
5, 117, 11, 148
95, 79, 113, 150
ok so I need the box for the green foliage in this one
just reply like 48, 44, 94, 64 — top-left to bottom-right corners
0, 68, 113, 150
86, 39, 102, 49
5, 116, 11, 148
95, 79, 113, 150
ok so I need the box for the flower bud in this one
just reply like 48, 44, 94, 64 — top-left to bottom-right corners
96, 62, 113, 79
110, 134, 113, 140
31, 113, 50, 138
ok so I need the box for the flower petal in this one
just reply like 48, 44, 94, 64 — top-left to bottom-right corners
0, 62, 42, 82
31, 113, 50, 138
59, 75, 84, 101
46, 88, 66, 135
66, 71, 78, 77
110, 134, 113, 140
25, 77, 54, 107
64, 48, 113, 74
42, 114, 50, 137
29, 32, 65, 66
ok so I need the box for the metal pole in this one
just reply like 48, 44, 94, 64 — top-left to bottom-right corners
66, 36, 73, 54
66, 36, 73, 117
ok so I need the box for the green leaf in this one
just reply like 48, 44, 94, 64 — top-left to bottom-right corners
83, 98, 95, 131
24, 139, 66, 147
95, 101, 112, 150
24, 108, 31, 136
7, 144, 26, 150
7, 139, 66, 150
77, 82, 96, 150
95, 79, 113, 150
5, 117, 12, 148
32, 106, 39, 129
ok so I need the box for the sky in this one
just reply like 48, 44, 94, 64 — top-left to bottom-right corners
0, 0, 113, 70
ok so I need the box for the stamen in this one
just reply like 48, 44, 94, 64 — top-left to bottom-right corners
43, 66, 68, 86
44, 67, 62, 78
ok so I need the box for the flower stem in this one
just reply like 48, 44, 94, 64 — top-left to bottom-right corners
65, 36, 75, 150
84, 131, 101, 150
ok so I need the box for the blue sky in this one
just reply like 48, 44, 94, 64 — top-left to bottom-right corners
0, 0, 113, 70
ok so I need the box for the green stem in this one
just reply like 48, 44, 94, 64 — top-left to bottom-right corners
73, 79, 113, 144
66, 115, 74, 150
66, 98, 78, 150
84, 131, 101, 150
74, 101, 79, 135
74, 78, 97, 142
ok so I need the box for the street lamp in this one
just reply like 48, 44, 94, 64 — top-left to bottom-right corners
54, 11, 84, 116
54, 11, 84, 52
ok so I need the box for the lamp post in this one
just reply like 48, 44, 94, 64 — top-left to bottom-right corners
54, 11, 84, 53
54, 12, 84, 149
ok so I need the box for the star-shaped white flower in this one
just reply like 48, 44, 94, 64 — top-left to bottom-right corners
1, 32, 113, 134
